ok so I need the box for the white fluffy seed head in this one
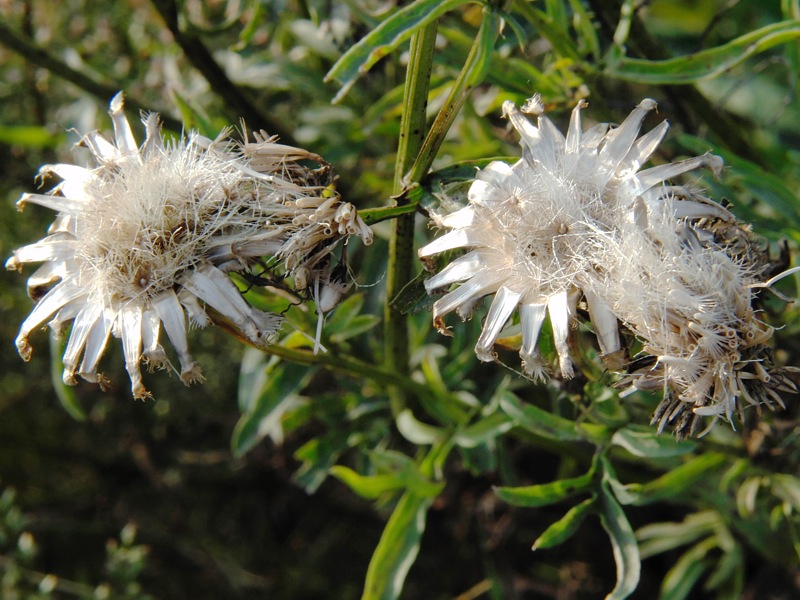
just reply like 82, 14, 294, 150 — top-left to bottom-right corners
8, 92, 372, 398
421, 96, 792, 436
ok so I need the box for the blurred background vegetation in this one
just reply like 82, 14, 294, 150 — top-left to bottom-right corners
0, 0, 799, 598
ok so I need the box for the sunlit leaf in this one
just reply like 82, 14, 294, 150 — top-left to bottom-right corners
454, 413, 514, 448
232, 358, 315, 456
331, 460, 443, 500
0, 125, 65, 148
771, 474, 800, 512
396, 409, 445, 444
606, 20, 800, 84
598, 476, 640, 600
622, 452, 727, 506
736, 476, 763, 516
495, 470, 593, 508
636, 511, 720, 559
659, 538, 717, 600
362, 491, 435, 600
325, 0, 475, 102
533, 496, 596, 550
611, 426, 695, 458
499, 392, 609, 442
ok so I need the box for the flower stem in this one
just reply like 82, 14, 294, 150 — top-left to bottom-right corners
359, 203, 418, 226
262, 344, 442, 406
384, 22, 439, 415
406, 8, 502, 184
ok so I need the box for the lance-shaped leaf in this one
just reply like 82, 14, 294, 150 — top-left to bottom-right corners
362, 491, 436, 600
495, 470, 594, 508
232, 351, 315, 456
325, 0, 475, 102
533, 496, 596, 550
599, 464, 641, 600
606, 20, 800, 84
611, 426, 696, 458
331, 464, 444, 500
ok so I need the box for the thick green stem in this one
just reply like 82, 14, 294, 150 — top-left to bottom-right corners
406, 9, 501, 184
384, 23, 438, 415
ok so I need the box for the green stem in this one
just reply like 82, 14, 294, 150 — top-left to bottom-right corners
384, 23, 439, 415
263, 344, 441, 406
359, 203, 418, 226
406, 9, 501, 184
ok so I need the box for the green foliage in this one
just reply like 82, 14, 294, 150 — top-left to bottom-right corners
1, 1, 800, 599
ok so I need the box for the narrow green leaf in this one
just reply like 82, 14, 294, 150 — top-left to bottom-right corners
704, 543, 743, 594
231, 361, 315, 456
679, 134, 800, 230
599, 475, 640, 599
237, 347, 269, 412
611, 426, 695, 458
331, 464, 443, 500
438, 28, 562, 96
772, 474, 800, 512
396, 409, 445, 444
170, 90, 214, 136
606, 20, 800, 84
500, 392, 609, 442
390, 269, 436, 315
49, 332, 86, 421
512, 0, 582, 60
454, 413, 514, 448
612, 0, 636, 48
330, 467, 407, 500
323, 293, 365, 336
533, 496, 596, 550
0, 125, 65, 148
736, 476, 763, 516
625, 452, 727, 506
362, 491, 435, 600
322, 292, 380, 343
568, 0, 600, 59
406, 8, 503, 184
325, 0, 473, 102
659, 538, 717, 600
494, 471, 593, 508
293, 431, 351, 493
636, 511, 720, 559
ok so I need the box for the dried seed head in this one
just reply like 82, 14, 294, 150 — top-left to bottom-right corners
8, 92, 372, 398
421, 96, 795, 436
